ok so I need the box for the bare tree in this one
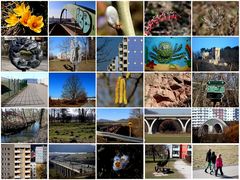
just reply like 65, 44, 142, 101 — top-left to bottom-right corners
80, 37, 88, 62
130, 109, 142, 119
61, 75, 87, 103
58, 38, 71, 59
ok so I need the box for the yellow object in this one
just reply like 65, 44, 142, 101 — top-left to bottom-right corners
128, 121, 132, 127
5, 13, 19, 27
115, 76, 128, 105
126, 73, 131, 79
115, 77, 121, 104
119, 78, 124, 104
27, 15, 44, 33
20, 11, 31, 27
122, 79, 127, 104
13, 2, 30, 17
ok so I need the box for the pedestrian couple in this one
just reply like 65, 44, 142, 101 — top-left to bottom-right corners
205, 149, 224, 177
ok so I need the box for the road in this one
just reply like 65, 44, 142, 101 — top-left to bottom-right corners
174, 159, 191, 179
193, 165, 239, 179
3, 83, 48, 107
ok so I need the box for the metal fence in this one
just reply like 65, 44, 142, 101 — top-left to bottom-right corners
2, 77, 27, 103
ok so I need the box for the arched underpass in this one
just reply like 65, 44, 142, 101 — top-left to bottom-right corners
145, 117, 191, 134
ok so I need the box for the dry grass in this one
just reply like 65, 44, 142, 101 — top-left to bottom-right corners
193, 2, 239, 35
49, 59, 95, 71
193, 145, 238, 170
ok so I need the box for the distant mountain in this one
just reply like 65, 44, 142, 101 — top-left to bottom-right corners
97, 118, 128, 122
97, 119, 113, 122
118, 118, 128, 122
145, 109, 158, 115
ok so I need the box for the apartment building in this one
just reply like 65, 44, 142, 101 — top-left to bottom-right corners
2, 144, 31, 179
107, 37, 129, 71
35, 146, 47, 163
171, 144, 192, 159
192, 108, 239, 127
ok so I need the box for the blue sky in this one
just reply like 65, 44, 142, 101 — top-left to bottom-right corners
49, 1, 95, 18
2, 73, 47, 80
49, 37, 87, 56
192, 37, 239, 52
49, 73, 95, 98
49, 145, 95, 152
97, 109, 133, 121
145, 108, 191, 116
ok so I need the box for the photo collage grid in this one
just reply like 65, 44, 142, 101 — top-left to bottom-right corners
0, 0, 239, 179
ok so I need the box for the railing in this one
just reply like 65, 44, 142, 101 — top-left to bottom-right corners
97, 131, 143, 143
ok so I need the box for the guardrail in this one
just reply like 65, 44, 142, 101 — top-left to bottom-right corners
97, 131, 143, 143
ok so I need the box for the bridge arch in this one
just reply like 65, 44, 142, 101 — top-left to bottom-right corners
60, 8, 67, 23
145, 117, 191, 134
144, 119, 150, 134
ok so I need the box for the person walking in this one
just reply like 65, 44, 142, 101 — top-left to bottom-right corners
215, 154, 224, 177
205, 149, 212, 173
210, 151, 216, 175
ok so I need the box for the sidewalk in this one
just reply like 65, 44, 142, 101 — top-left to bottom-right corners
3, 84, 48, 107
193, 165, 239, 179
174, 159, 191, 179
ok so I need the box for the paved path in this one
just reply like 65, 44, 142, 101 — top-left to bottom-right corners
174, 159, 191, 179
193, 165, 239, 179
3, 84, 48, 107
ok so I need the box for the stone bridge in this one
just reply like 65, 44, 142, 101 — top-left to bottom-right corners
144, 115, 191, 134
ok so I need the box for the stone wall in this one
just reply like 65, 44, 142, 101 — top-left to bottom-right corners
145, 73, 191, 107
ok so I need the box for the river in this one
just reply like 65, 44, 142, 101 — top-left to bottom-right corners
1, 121, 40, 143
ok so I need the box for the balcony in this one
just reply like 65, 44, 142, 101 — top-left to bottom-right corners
15, 149, 21, 153
14, 160, 21, 163
15, 165, 20, 168
25, 154, 31, 158
14, 169, 21, 174
25, 169, 31, 174
25, 150, 31, 154
25, 164, 31, 168
25, 175, 31, 179
14, 175, 21, 179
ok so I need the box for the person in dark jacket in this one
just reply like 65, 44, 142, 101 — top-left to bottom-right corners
205, 149, 212, 173
210, 151, 217, 175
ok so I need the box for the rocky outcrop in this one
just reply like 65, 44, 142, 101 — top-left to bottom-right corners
145, 73, 191, 107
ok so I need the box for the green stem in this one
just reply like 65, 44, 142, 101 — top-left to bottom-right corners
113, 1, 135, 36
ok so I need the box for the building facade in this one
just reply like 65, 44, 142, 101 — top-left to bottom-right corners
192, 108, 239, 127
2, 144, 31, 179
35, 146, 47, 164
170, 144, 192, 159
107, 37, 129, 71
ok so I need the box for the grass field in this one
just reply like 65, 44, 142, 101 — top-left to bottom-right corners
145, 133, 191, 143
49, 122, 95, 143
145, 159, 184, 179
193, 145, 238, 170
49, 59, 95, 71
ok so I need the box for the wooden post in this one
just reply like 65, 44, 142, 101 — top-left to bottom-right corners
128, 121, 132, 137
